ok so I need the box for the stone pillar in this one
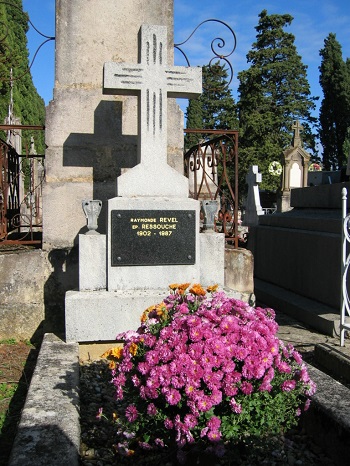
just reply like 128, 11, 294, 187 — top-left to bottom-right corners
43, 0, 182, 250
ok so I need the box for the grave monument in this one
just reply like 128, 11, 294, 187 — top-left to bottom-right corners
65, 24, 227, 342
42, 0, 195, 336
279, 120, 311, 212
243, 165, 264, 226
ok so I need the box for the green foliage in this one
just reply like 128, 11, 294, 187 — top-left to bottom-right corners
185, 62, 238, 151
0, 0, 45, 155
319, 33, 350, 170
0, 338, 17, 345
201, 64, 238, 130
184, 97, 203, 150
237, 10, 317, 194
343, 127, 350, 161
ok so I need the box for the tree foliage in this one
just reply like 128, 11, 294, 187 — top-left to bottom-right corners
0, 0, 45, 154
237, 10, 317, 193
319, 33, 350, 170
185, 63, 238, 151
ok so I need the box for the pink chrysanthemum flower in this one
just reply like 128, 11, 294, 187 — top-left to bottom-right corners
165, 387, 181, 405
207, 430, 221, 442
125, 404, 138, 422
281, 379, 296, 392
184, 413, 197, 428
207, 416, 221, 430
147, 403, 157, 416
107, 285, 316, 462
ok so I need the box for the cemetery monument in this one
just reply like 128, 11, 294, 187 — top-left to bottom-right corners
65, 24, 228, 342
279, 120, 311, 212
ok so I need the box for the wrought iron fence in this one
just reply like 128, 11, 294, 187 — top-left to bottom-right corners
340, 187, 350, 345
184, 130, 245, 248
0, 135, 44, 245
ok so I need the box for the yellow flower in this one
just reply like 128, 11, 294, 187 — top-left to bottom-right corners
178, 283, 190, 295
169, 283, 180, 291
110, 346, 123, 359
108, 360, 116, 370
189, 283, 206, 296
101, 346, 123, 360
207, 284, 219, 293
129, 342, 138, 356
155, 302, 167, 316
141, 305, 154, 322
100, 348, 112, 359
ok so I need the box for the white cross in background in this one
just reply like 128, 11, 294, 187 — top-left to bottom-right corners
244, 165, 264, 226
103, 24, 202, 168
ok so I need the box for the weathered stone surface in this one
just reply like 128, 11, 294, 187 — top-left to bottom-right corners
303, 364, 350, 466
8, 333, 80, 466
249, 182, 350, 330
224, 247, 254, 295
0, 243, 81, 341
0, 250, 48, 340
315, 343, 350, 383
254, 278, 340, 337
79, 234, 106, 290
44, 0, 182, 249
65, 289, 168, 342
291, 181, 350, 209
200, 232, 225, 287
251, 219, 341, 309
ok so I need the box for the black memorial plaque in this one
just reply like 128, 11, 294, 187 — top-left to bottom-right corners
111, 210, 196, 266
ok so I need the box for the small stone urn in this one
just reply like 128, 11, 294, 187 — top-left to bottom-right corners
201, 199, 218, 231
82, 200, 102, 234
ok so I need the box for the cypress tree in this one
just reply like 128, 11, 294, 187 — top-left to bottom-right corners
185, 62, 237, 151
237, 10, 316, 193
319, 33, 350, 170
184, 96, 203, 151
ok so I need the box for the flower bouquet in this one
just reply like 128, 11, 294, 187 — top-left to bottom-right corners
101, 284, 316, 464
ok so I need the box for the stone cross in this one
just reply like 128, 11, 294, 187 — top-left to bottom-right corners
292, 120, 303, 147
243, 165, 264, 226
103, 24, 202, 172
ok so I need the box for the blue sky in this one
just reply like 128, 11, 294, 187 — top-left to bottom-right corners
23, 0, 350, 121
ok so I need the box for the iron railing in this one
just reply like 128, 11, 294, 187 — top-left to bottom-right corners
340, 187, 350, 345
184, 130, 245, 248
0, 135, 44, 245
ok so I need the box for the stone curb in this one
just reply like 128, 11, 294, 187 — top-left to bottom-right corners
8, 334, 80, 466
302, 364, 350, 466
314, 342, 350, 384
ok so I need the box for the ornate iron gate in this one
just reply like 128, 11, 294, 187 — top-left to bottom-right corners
184, 130, 244, 248
0, 135, 44, 245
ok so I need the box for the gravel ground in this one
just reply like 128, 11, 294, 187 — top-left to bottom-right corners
79, 358, 336, 466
